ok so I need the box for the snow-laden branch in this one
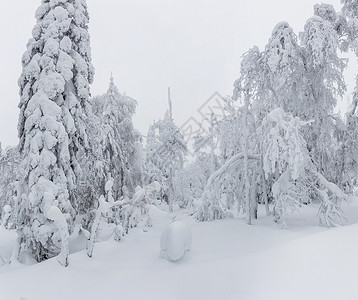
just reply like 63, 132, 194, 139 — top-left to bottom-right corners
204, 152, 259, 191
196, 152, 259, 221
86, 181, 161, 258
314, 171, 348, 227
47, 204, 69, 267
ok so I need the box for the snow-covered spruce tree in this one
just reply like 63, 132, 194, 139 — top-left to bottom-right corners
15, 0, 94, 264
92, 76, 141, 198
144, 112, 187, 211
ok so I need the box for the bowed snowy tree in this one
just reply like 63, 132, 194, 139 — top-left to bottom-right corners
258, 108, 312, 226
258, 108, 347, 227
197, 15, 349, 226
15, 0, 94, 264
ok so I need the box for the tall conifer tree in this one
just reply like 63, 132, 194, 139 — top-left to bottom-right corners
15, 0, 94, 262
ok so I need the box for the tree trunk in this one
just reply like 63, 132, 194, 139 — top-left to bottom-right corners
250, 173, 258, 220
260, 150, 270, 216
243, 94, 251, 225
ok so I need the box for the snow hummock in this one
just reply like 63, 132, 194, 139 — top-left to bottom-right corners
2, 205, 11, 215
160, 221, 192, 261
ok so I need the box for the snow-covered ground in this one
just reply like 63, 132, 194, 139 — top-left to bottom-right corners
1, 200, 358, 300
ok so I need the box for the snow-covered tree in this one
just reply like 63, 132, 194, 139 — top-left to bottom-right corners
340, 107, 358, 190
144, 112, 187, 211
341, 1, 358, 108
91, 76, 141, 198
236, 19, 347, 190
260, 22, 305, 115
233, 46, 264, 223
299, 15, 346, 184
84, 181, 160, 258
336, 1, 358, 187
202, 16, 349, 225
341, 0, 358, 52
192, 112, 221, 175
195, 152, 260, 222
75, 114, 106, 217
15, 0, 94, 263
259, 108, 347, 227
219, 103, 243, 160
0, 146, 20, 213
258, 108, 312, 226
172, 152, 214, 210
1, 205, 12, 229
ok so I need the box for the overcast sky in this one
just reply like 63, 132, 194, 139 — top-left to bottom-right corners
0, 0, 354, 147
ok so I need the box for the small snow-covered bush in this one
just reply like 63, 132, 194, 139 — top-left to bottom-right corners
160, 221, 192, 261
1, 205, 12, 229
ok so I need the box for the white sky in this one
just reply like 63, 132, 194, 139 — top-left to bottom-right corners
0, 0, 354, 147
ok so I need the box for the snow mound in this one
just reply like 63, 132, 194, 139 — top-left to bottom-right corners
160, 221, 192, 261
46, 206, 66, 222
2, 205, 11, 214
